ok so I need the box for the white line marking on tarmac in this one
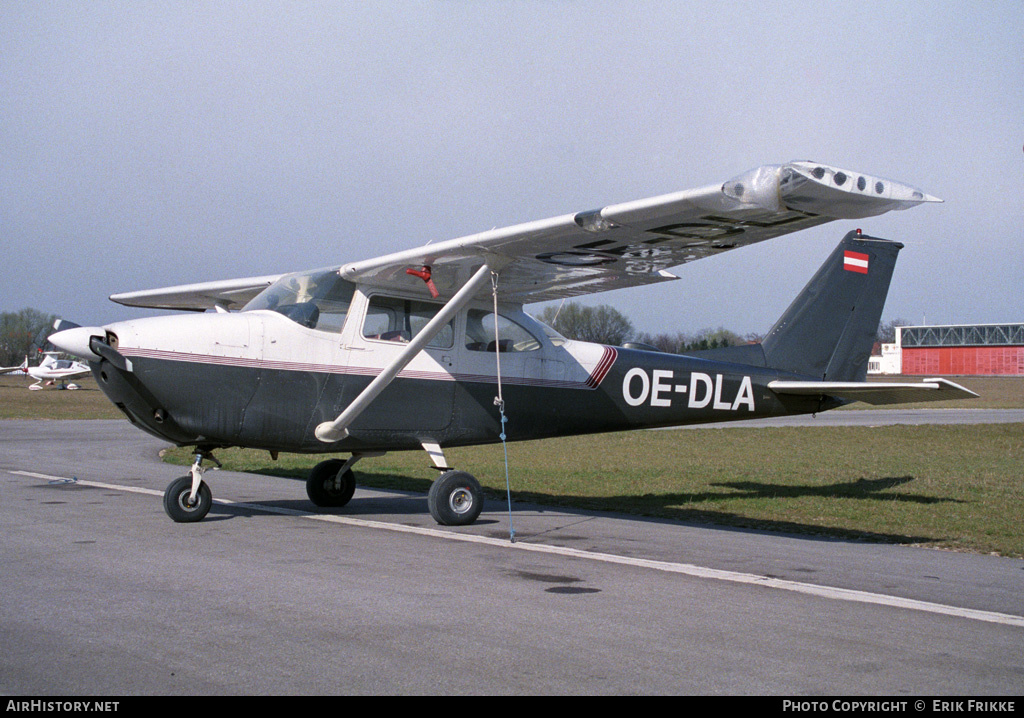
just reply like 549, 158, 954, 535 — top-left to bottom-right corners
13, 470, 1024, 629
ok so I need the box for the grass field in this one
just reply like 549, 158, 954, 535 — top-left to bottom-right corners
4, 373, 1022, 556
0, 375, 123, 419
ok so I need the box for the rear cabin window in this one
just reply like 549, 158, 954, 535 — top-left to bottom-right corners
362, 296, 454, 349
465, 309, 542, 352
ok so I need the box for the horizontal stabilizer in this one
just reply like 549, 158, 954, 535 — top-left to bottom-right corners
768, 378, 978, 405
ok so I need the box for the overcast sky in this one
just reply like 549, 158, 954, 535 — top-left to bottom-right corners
3, 1, 1021, 336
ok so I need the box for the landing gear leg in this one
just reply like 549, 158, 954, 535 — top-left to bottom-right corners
163, 450, 218, 523
419, 442, 484, 526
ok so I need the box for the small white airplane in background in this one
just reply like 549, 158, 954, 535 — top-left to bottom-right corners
2, 352, 91, 390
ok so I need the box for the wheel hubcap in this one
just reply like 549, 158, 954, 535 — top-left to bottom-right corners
449, 488, 473, 515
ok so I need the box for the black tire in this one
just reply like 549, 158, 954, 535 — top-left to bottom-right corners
428, 470, 483, 526
163, 475, 212, 523
306, 459, 356, 507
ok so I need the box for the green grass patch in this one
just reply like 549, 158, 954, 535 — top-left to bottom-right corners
0, 376, 123, 419
164, 422, 1024, 558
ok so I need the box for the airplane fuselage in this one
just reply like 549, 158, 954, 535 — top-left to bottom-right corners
89, 300, 828, 455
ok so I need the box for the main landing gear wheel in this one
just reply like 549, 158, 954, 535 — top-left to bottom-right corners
428, 470, 484, 526
163, 475, 212, 523
306, 459, 356, 507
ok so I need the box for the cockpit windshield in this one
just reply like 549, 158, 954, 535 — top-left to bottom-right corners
243, 269, 355, 333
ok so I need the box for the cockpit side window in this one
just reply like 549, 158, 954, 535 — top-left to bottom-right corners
465, 309, 542, 352
362, 295, 454, 349
243, 270, 355, 333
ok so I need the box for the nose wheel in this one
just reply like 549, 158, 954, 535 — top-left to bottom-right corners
163, 475, 212, 522
163, 450, 218, 522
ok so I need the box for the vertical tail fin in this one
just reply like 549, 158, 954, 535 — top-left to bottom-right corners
760, 230, 902, 381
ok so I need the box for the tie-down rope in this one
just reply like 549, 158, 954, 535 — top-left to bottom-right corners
491, 271, 516, 543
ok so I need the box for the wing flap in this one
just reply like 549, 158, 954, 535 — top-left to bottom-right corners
768, 378, 978, 405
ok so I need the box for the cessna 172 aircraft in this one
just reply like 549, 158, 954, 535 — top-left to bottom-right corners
49, 160, 975, 525
2, 352, 90, 390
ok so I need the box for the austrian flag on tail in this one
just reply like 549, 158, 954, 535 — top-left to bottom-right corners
843, 250, 870, 274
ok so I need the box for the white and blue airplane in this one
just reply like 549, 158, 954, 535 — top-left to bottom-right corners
49, 161, 975, 524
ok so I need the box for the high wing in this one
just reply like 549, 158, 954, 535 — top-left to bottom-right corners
341, 161, 940, 302
110, 274, 283, 312
768, 378, 978, 405
106, 161, 938, 309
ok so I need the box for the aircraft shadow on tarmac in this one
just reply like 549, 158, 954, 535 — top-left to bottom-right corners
208, 469, 957, 546
706, 475, 961, 504
584, 475, 961, 545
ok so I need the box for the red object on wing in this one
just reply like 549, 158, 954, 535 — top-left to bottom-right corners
406, 266, 440, 298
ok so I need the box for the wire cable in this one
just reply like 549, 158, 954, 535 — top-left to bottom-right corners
491, 271, 516, 543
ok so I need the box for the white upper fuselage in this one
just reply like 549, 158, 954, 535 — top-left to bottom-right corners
103, 290, 608, 394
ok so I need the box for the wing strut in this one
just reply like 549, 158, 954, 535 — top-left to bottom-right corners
314, 263, 493, 443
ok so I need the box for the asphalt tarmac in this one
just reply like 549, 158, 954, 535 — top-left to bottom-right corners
1, 418, 1022, 695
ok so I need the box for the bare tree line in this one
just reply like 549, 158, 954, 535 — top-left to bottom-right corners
536, 301, 906, 352
0, 308, 56, 367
